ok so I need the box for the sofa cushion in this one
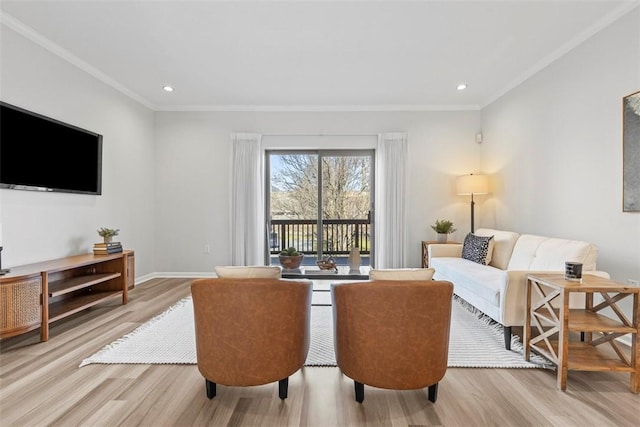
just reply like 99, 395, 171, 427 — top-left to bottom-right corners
214, 266, 282, 278
431, 257, 507, 307
507, 234, 598, 271
461, 233, 494, 265
369, 268, 435, 280
475, 228, 520, 270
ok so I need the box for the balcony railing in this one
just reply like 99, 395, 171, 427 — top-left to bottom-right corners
269, 219, 371, 256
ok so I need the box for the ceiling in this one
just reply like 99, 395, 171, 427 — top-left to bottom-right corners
0, 1, 637, 111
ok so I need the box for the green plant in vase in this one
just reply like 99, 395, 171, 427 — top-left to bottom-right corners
279, 246, 304, 270
97, 227, 119, 243
430, 219, 456, 243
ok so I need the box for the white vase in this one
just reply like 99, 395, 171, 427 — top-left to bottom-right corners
437, 233, 448, 243
348, 246, 361, 272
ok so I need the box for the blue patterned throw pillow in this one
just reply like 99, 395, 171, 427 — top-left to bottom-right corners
461, 233, 494, 265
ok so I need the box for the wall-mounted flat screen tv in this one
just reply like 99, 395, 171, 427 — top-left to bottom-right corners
0, 102, 102, 195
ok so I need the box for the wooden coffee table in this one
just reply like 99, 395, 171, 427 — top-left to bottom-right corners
524, 273, 639, 393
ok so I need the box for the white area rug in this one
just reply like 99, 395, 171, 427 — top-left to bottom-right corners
79, 296, 551, 369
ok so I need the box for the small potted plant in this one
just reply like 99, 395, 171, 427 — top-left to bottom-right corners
97, 227, 119, 243
431, 219, 456, 243
279, 246, 304, 270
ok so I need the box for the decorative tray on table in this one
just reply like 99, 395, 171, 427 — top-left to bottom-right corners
316, 257, 338, 272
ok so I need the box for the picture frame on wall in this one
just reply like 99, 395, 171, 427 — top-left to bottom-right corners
623, 90, 640, 212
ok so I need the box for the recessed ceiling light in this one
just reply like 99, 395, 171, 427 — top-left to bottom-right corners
162, 85, 174, 92
457, 84, 467, 91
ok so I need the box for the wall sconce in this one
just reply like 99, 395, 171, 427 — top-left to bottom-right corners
456, 174, 489, 233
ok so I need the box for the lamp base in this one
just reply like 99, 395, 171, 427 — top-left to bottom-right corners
470, 197, 476, 233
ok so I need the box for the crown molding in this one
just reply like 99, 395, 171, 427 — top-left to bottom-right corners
482, 1, 640, 108
155, 104, 481, 112
5, 1, 635, 114
0, 10, 481, 113
1, 11, 156, 110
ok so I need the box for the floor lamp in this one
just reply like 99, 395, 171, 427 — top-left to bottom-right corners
456, 174, 489, 233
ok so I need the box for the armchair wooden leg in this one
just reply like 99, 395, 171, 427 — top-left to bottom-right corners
428, 383, 438, 403
504, 326, 512, 350
206, 379, 216, 399
279, 377, 289, 400
354, 381, 364, 403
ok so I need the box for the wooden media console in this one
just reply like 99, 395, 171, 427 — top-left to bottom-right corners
0, 250, 134, 341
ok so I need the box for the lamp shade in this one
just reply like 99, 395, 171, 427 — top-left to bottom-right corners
456, 174, 489, 195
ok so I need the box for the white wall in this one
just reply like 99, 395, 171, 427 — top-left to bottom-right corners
153, 111, 481, 273
1, 21, 481, 277
481, 10, 640, 310
4, 6, 635, 289
0, 27, 156, 276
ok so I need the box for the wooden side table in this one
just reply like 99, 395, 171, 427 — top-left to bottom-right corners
421, 240, 459, 268
524, 273, 639, 393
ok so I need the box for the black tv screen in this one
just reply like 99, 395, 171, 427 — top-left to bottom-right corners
0, 102, 102, 195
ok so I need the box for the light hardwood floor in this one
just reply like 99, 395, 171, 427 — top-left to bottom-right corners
1, 278, 638, 427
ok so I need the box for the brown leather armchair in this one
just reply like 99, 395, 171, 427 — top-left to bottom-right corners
191, 278, 312, 399
331, 280, 453, 403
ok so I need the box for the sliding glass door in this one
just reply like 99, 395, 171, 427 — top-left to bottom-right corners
266, 150, 374, 267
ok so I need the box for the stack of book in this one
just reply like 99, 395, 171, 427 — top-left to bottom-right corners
93, 242, 123, 255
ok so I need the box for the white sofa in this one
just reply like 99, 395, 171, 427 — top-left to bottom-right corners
428, 228, 609, 349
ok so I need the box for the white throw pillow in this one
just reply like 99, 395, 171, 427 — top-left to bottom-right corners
214, 266, 282, 278
369, 268, 435, 281
486, 238, 495, 264
474, 229, 517, 269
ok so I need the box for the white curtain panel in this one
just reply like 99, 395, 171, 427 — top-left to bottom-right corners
230, 133, 264, 266
375, 132, 408, 268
